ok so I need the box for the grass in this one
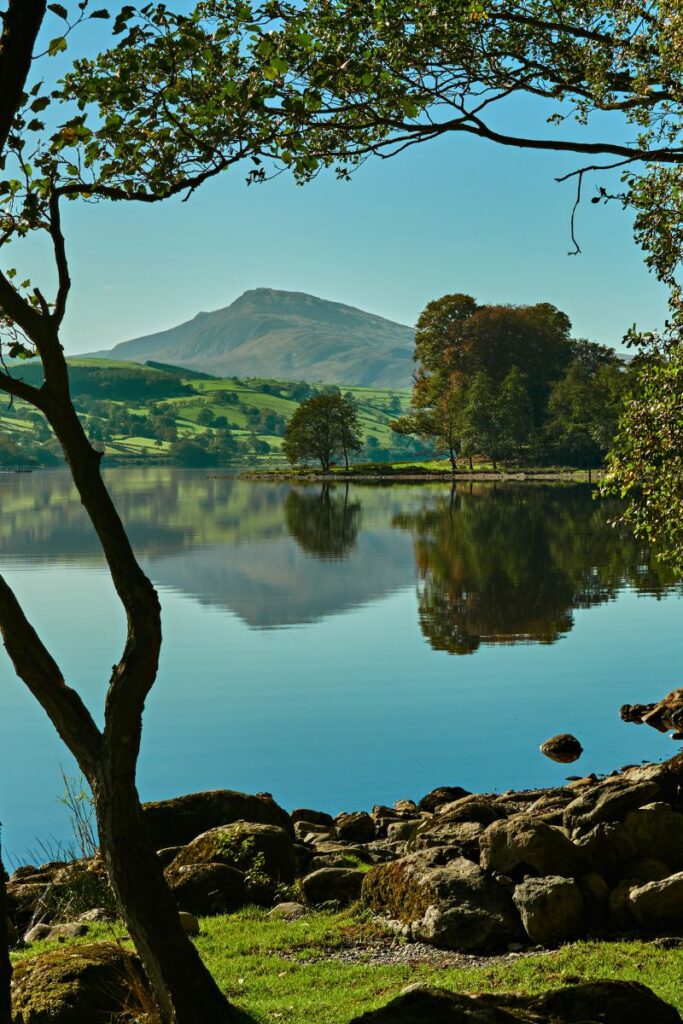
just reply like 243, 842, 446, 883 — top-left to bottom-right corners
11, 907, 683, 1023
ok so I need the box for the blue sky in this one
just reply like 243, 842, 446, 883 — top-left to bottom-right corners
20, 9, 671, 356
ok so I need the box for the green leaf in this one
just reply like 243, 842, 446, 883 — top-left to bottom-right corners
90, 9, 111, 18
48, 36, 68, 57
47, 4, 69, 20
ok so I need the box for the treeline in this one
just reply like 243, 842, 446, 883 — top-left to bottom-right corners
392, 293, 629, 469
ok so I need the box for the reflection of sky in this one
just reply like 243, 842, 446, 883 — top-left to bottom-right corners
0, 557, 681, 862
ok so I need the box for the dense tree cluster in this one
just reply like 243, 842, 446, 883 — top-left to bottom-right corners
393, 294, 628, 469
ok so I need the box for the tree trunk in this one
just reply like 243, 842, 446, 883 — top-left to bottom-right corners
93, 774, 237, 1024
0, 852, 10, 1024
468, 455, 473, 471
448, 446, 456, 474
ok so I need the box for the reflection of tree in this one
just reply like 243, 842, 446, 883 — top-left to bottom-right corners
285, 485, 361, 560
395, 485, 680, 655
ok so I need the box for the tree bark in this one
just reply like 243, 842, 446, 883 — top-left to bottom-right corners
93, 774, 236, 1024
0, 852, 10, 1024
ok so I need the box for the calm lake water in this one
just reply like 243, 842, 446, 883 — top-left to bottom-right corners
1, 468, 682, 860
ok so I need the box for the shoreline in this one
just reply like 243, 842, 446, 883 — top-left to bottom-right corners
236, 469, 603, 483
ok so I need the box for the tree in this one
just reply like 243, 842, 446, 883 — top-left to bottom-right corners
547, 357, 626, 466
603, 329, 683, 571
283, 393, 362, 470
285, 484, 362, 558
460, 371, 499, 470
497, 367, 533, 462
0, 3, 287, 1021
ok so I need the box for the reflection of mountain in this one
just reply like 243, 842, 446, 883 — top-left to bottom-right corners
0, 469, 416, 628
146, 533, 414, 628
2, 471, 678, 639
394, 485, 680, 655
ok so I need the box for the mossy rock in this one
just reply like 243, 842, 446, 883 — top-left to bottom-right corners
11, 942, 150, 1024
347, 980, 681, 1023
168, 821, 295, 884
143, 789, 293, 848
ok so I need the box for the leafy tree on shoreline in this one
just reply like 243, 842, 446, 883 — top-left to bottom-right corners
283, 393, 363, 471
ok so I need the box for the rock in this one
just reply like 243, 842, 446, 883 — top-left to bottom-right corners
394, 800, 418, 816
168, 821, 295, 884
622, 803, 683, 871
76, 907, 116, 924
294, 821, 331, 841
301, 867, 364, 906
291, 808, 334, 827
157, 845, 185, 867
362, 850, 521, 952
563, 778, 661, 835
512, 875, 585, 945
417, 786, 470, 813
335, 812, 375, 843
178, 910, 199, 935
608, 879, 637, 932
346, 980, 682, 1023
11, 942, 151, 1024
628, 871, 683, 932
142, 789, 293, 848
621, 858, 671, 883
268, 901, 308, 920
166, 862, 246, 916
540, 734, 583, 764
621, 688, 683, 734
27, 921, 90, 944
434, 795, 504, 826
574, 821, 637, 882
410, 818, 485, 860
480, 815, 592, 880
577, 872, 610, 932
386, 821, 418, 842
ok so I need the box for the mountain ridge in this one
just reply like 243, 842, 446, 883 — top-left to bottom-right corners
97, 288, 415, 387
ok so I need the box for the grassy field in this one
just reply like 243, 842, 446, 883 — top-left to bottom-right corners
13, 907, 683, 1023
0, 359, 416, 466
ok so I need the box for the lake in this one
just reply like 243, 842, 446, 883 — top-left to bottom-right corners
1, 468, 681, 861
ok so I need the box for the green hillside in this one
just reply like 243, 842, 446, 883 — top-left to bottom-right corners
0, 359, 419, 467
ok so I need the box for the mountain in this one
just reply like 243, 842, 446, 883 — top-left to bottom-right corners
98, 288, 415, 387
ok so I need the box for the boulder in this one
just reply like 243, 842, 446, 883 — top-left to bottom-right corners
434, 795, 504, 826
480, 815, 592, 880
142, 789, 293, 848
294, 821, 332, 842
563, 778, 662, 835
168, 821, 295, 884
11, 942, 150, 1024
628, 871, 683, 932
540, 734, 583, 764
335, 812, 375, 844
574, 821, 637, 881
512, 875, 585, 945
24, 922, 89, 944
291, 808, 334, 827
268, 901, 308, 920
622, 803, 683, 871
410, 819, 485, 860
346, 981, 681, 1024
362, 850, 521, 952
166, 862, 246, 916
417, 787, 470, 813
301, 867, 364, 906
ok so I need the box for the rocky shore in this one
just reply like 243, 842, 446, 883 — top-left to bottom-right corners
7, 752, 683, 1022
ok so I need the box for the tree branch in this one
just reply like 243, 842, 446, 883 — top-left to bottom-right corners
49, 190, 71, 329
0, 575, 102, 775
0, 0, 46, 158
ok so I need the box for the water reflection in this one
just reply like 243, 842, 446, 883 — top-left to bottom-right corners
0, 471, 678, 644
285, 485, 362, 560
394, 484, 679, 654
